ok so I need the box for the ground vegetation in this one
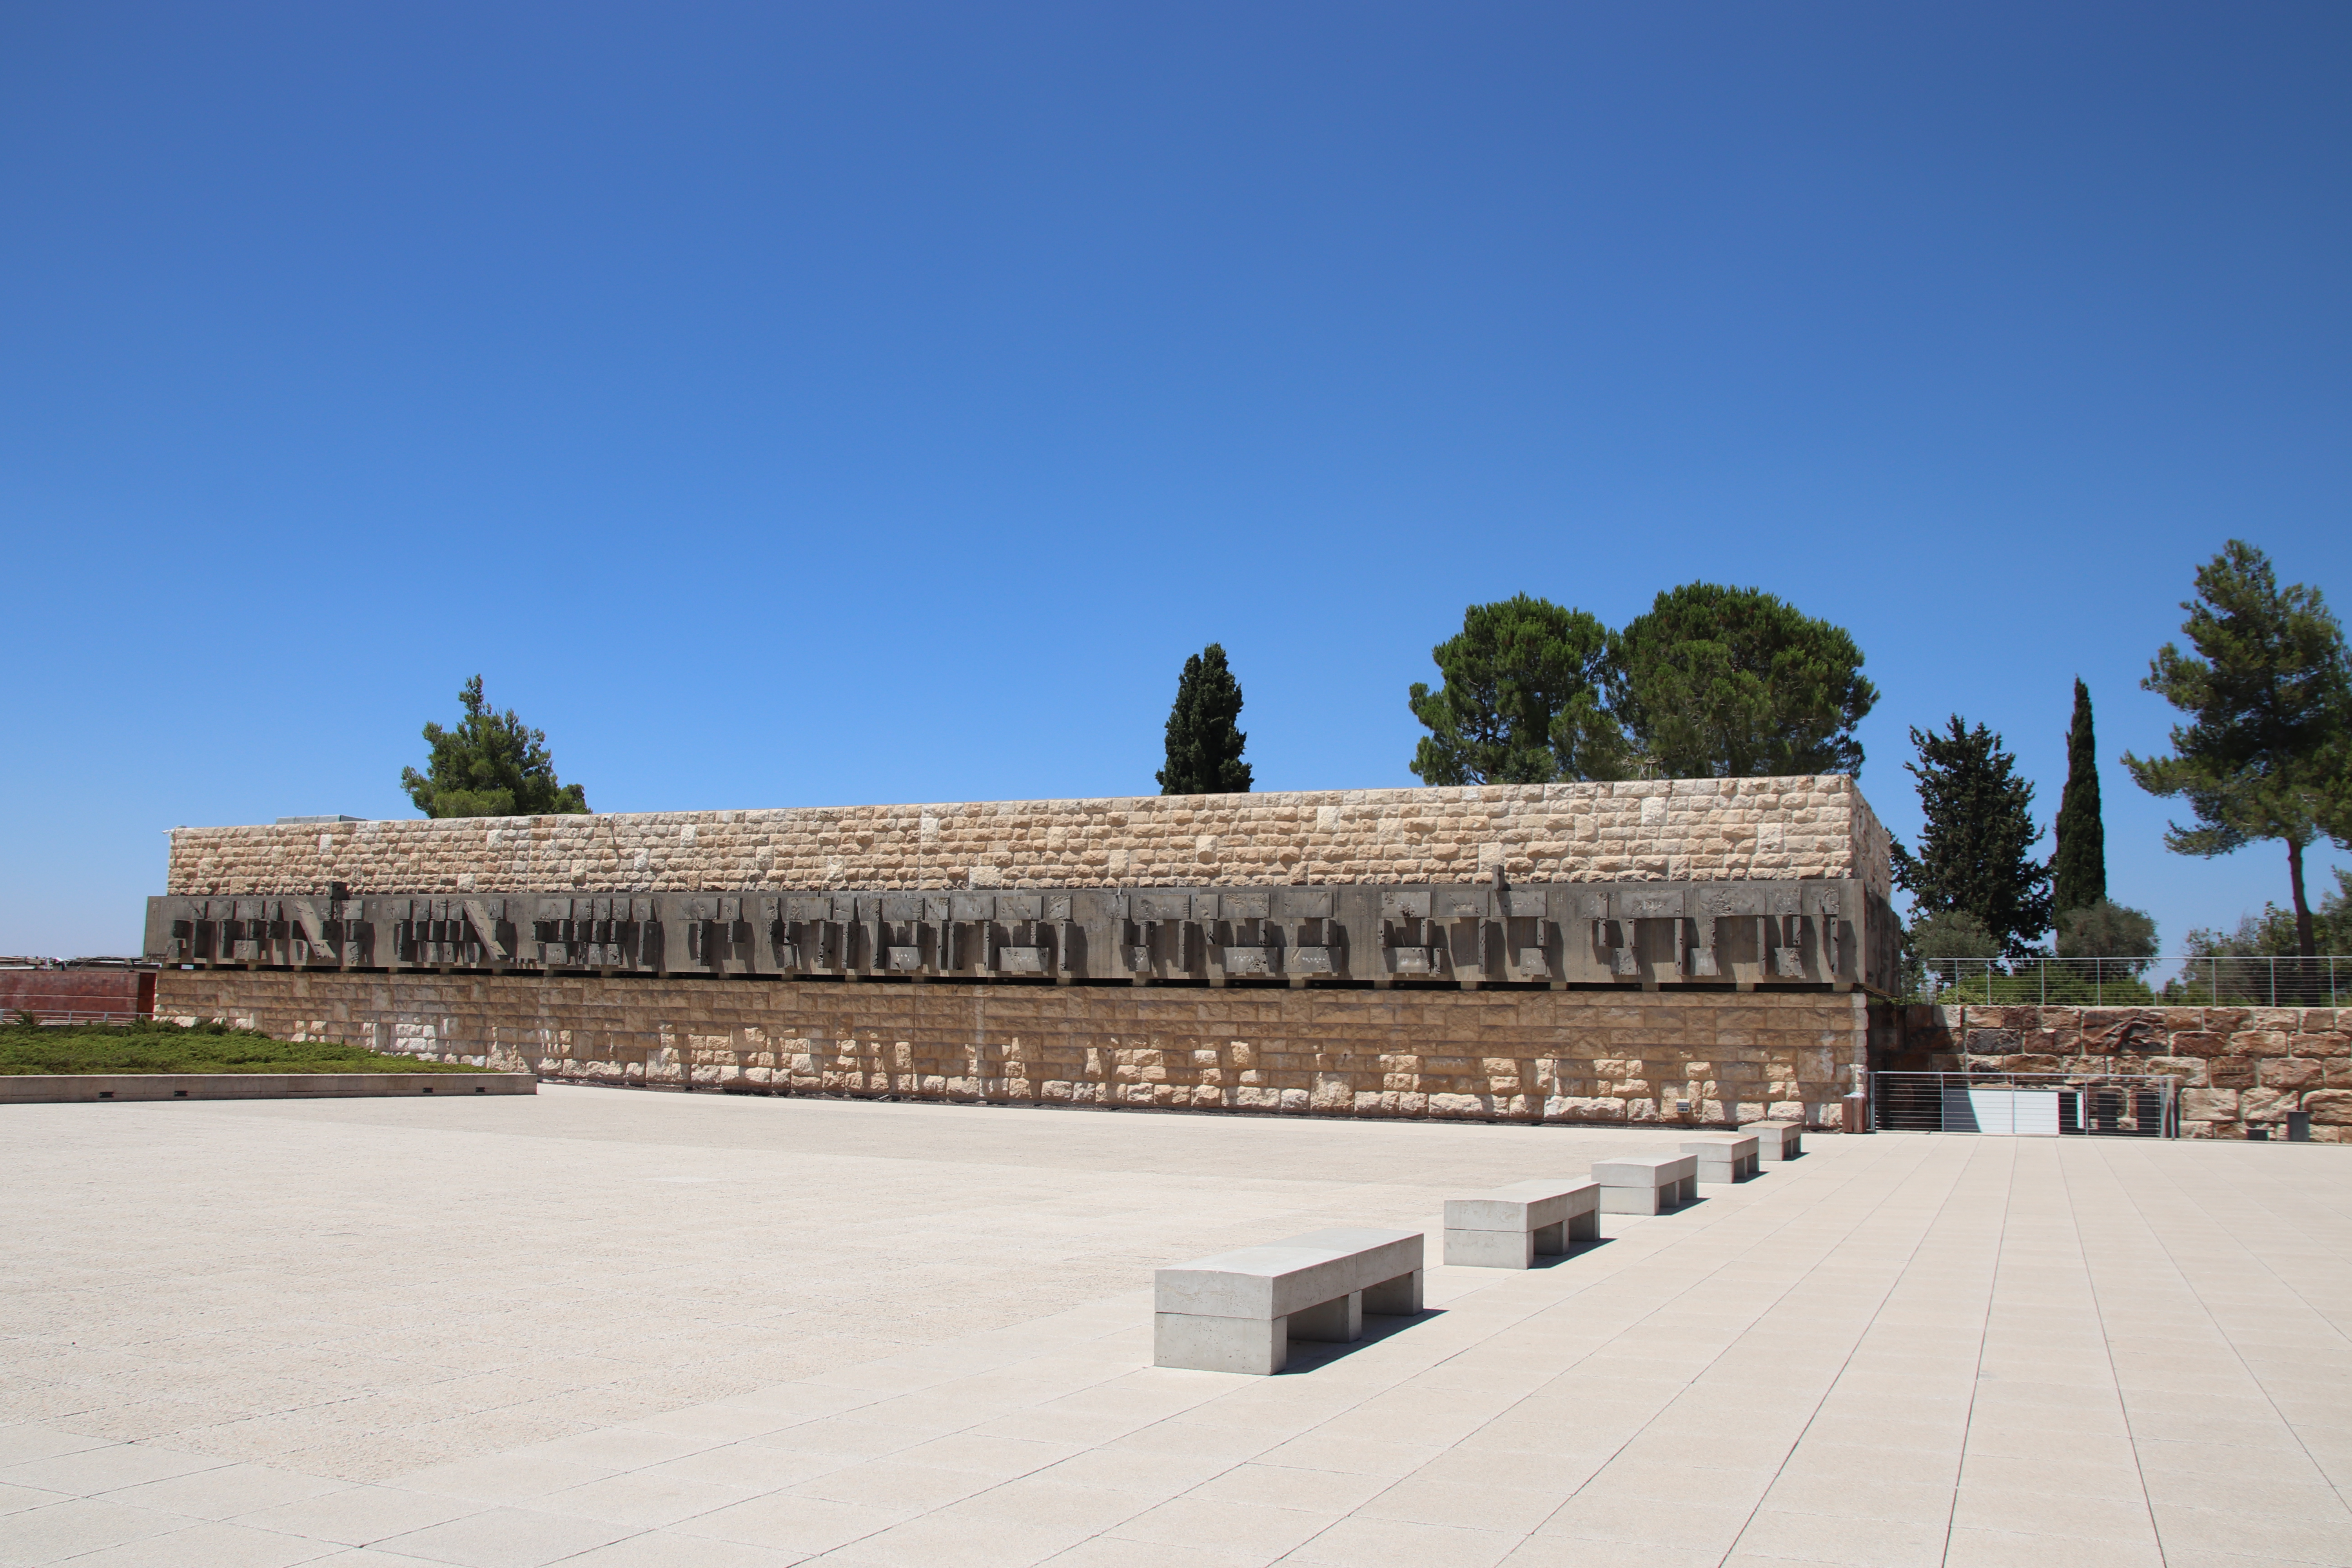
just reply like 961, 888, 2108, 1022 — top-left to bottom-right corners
0, 1018, 491, 1074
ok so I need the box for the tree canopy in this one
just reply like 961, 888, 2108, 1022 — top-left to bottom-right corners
1406, 596, 1627, 785
1157, 644, 1252, 795
2186, 869, 2352, 957
2055, 899, 2159, 962
400, 676, 590, 819
2051, 677, 2107, 917
1892, 716, 2052, 956
2123, 541, 2352, 956
1610, 583, 1877, 778
1405, 583, 1874, 784
1907, 909, 2000, 962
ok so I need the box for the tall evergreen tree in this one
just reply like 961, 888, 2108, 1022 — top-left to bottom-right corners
1157, 644, 1252, 795
1892, 716, 2052, 956
401, 675, 590, 818
2051, 678, 2107, 916
1407, 596, 1628, 785
2123, 541, 2352, 957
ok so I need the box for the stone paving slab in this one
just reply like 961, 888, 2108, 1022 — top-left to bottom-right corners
3, 1086, 2349, 1565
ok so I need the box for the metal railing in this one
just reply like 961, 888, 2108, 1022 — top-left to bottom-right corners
1874, 1070, 2180, 1138
6, 1007, 154, 1026
1906, 955, 2346, 1007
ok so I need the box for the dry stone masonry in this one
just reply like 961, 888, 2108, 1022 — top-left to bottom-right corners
153, 970, 1873, 1128
1896, 1003, 2352, 1142
167, 778, 1892, 897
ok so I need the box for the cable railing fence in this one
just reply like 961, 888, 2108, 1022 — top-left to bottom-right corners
1905, 955, 2346, 1008
1874, 1070, 2181, 1138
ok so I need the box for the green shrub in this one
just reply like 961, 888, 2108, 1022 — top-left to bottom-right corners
0, 1018, 493, 1075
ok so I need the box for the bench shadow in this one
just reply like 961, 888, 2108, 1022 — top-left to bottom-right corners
1276, 1308, 1445, 1372
1525, 1236, 1617, 1268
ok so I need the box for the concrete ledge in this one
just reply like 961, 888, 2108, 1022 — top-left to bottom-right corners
1594, 1152, 1699, 1214
0, 1073, 537, 1104
1682, 1133, 1761, 1183
1444, 1177, 1602, 1267
1153, 1225, 1424, 1374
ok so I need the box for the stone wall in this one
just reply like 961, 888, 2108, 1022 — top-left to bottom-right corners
166, 777, 1893, 901
1895, 1004, 2352, 1141
156, 971, 1872, 1129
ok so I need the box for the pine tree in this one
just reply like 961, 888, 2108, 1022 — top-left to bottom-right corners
1891, 716, 2052, 956
2051, 678, 2106, 916
401, 676, 590, 818
1157, 644, 1253, 796
1406, 596, 1627, 784
2123, 541, 2352, 957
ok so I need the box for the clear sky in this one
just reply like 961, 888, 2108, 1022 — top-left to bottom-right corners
3, 2, 2347, 958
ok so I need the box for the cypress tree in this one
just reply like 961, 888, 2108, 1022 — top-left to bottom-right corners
1157, 644, 1253, 796
2051, 678, 2106, 916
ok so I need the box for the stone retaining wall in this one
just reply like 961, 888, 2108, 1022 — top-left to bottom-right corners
156, 971, 1872, 1129
1896, 1004, 2352, 1141
166, 778, 1892, 900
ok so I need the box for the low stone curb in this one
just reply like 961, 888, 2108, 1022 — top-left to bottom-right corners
0, 1072, 536, 1104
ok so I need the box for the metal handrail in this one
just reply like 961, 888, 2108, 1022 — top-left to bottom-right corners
1874, 1069, 2181, 1138
1906, 955, 2345, 1007
4, 1007, 153, 1025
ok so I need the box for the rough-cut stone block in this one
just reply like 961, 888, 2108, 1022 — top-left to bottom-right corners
2208, 1057, 2258, 1089
2303, 1090, 2352, 1126
2181, 1088, 2241, 1123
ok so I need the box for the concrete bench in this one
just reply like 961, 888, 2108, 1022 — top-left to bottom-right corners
1682, 1133, 1760, 1183
1753, 1121, 1802, 1161
1153, 1226, 1423, 1374
1443, 1178, 1601, 1268
1592, 1153, 1697, 1215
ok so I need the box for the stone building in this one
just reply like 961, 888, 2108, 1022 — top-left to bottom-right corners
148, 777, 1900, 1130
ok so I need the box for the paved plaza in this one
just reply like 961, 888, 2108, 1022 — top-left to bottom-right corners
3, 1087, 2348, 1567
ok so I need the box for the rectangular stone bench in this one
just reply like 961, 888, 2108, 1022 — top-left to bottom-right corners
1682, 1133, 1760, 1183
1592, 1153, 1697, 1215
1754, 1121, 1803, 1161
1443, 1178, 1601, 1268
1153, 1225, 1423, 1374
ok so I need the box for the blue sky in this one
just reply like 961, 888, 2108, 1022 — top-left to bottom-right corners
3, 2, 2346, 957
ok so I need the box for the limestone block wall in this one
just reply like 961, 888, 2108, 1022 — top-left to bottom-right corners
156, 972, 1872, 1129
165, 777, 1893, 901
1896, 1004, 2352, 1141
